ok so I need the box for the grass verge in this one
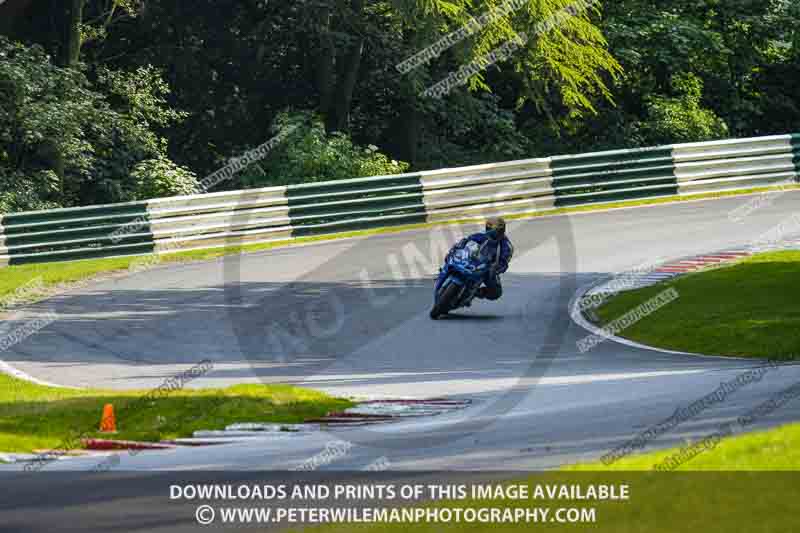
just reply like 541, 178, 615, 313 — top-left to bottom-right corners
1, 184, 797, 311
0, 372, 351, 454
288, 423, 800, 533
593, 250, 800, 359
567, 421, 800, 471
289, 472, 799, 533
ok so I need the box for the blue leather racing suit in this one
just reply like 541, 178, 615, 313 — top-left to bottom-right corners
436, 232, 514, 300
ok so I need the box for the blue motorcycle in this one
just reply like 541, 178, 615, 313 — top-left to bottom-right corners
430, 239, 493, 319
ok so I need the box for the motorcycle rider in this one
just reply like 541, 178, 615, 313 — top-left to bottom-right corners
439, 216, 514, 301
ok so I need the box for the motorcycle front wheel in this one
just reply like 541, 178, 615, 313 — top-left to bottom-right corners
430, 282, 461, 320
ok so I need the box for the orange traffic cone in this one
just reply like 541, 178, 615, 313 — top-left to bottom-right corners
99, 403, 117, 433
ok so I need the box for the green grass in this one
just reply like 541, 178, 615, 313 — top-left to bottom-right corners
288, 473, 800, 533
290, 424, 800, 533
0, 372, 351, 454
593, 250, 800, 359
567, 421, 800, 471
0, 256, 135, 306
1, 184, 796, 312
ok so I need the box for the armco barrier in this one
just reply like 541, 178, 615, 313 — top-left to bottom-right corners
0, 133, 798, 266
550, 146, 677, 206
287, 174, 427, 236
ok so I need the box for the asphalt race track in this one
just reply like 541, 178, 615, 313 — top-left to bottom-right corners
3, 192, 800, 471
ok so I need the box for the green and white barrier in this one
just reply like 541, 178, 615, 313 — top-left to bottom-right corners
0, 133, 797, 266
674, 135, 800, 195
550, 146, 677, 206
421, 157, 554, 221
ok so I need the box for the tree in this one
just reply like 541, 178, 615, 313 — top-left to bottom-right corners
639, 73, 728, 145
0, 38, 195, 211
60, 0, 84, 68
5, 0, 797, 211
239, 110, 410, 189
527, 0, 800, 153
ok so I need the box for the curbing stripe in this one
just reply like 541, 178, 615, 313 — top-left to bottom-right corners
568, 248, 768, 360
83, 439, 176, 451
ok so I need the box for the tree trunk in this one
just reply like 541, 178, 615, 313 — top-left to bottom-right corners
314, 4, 336, 114
324, 0, 365, 132
59, 0, 84, 68
47, 0, 84, 203
385, 97, 420, 166
326, 35, 364, 132
392, 26, 423, 166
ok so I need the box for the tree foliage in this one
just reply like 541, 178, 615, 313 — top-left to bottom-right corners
0, 36, 190, 210
129, 156, 199, 200
239, 111, 410, 189
639, 73, 729, 145
0, 0, 798, 212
